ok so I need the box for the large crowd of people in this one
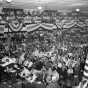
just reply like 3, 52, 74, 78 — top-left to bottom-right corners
0, 8, 88, 88
0, 31, 88, 88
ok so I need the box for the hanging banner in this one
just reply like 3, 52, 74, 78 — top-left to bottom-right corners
8, 19, 23, 32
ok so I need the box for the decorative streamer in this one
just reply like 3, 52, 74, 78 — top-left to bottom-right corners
26, 23, 56, 32
8, 20, 23, 32
83, 54, 88, 80
56, 19, 86, 29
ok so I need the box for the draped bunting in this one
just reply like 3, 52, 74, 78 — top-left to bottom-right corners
7, 20, 87, 32
26, 23, 56, 32
2, 16, 88, 32
26, 24, 40, 32
8, 20, 23, 32
56, 19, 86, 29
42, 23, 56, 29
1, 7, 88, 33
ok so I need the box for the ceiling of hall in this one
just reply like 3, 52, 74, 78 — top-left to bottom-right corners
1, 0, 88, 11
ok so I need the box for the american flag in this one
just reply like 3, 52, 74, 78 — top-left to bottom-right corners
83, 54, 88, 80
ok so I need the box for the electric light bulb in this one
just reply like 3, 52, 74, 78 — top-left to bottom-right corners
37, 6, 42, 10
6, 0, 12, 3
76, 8, 80, 12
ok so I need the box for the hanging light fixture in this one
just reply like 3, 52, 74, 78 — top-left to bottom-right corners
36, 0, 43, 11
6, 0, 12, 3
76, 8, 80, 12
37, 6, 42, 10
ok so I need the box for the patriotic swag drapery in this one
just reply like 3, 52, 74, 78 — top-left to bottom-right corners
26, 23, 56, 32
3, 20, 87, 32
8, 20, 23, 32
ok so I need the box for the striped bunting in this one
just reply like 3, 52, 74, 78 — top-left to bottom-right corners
26, 23, 56, 32
83, 54, 88, 80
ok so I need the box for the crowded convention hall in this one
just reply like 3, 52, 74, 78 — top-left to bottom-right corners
0, 0, 88, 88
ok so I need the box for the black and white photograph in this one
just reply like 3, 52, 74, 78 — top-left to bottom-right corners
0, 0, 88, 88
